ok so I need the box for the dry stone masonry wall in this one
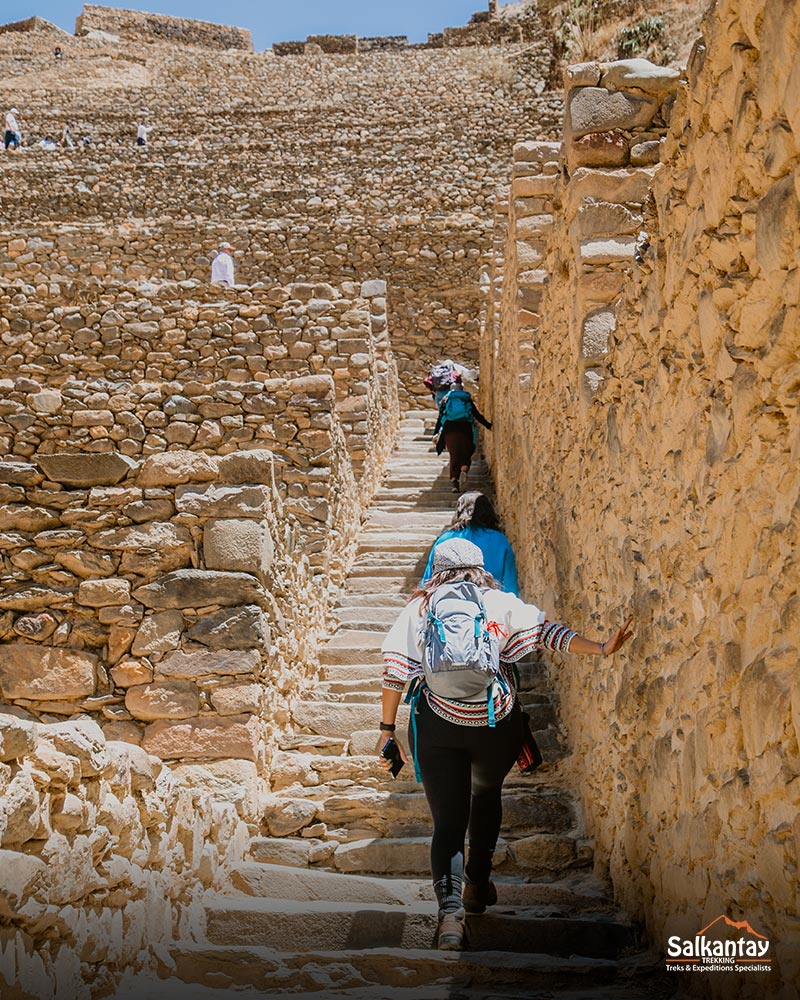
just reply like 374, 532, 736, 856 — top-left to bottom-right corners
482, 3, 799, 997
0, 13, 563, 403
75, 5, 253, 50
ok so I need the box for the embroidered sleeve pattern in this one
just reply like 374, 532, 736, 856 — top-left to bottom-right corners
382, 652, 422, 690
540, 621, 578, 652
500, 622, 543, 662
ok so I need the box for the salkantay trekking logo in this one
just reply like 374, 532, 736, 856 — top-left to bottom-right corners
666, 915, 773, 974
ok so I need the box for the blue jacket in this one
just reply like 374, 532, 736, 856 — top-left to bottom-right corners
421, 526, 520, 596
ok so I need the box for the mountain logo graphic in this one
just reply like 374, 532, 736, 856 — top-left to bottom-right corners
697, 915, 768, 940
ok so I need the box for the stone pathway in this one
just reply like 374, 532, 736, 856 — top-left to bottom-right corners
149, 411, 681, 999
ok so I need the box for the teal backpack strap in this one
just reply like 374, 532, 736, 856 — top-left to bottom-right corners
487, 683, 496, 728
409, 685, 424, 782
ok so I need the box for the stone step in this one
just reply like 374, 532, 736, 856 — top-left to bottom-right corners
342, 576, 414, 595
228, 861, 425, 905
202, 896, 636, 958
230, 862, 616, 915
281, 784, 576, 840
347, 563, 420, 579
315, 677, 390, 696
329, 834, 587, 878
355, 536, 441, 554
166, 942, 640, 997
331, 607, 405, 630
335, 593, 409, 609
292, 700, 410, 737
364, 511, 455, 529
351, 552, 427, 570
317, 632, 383, 665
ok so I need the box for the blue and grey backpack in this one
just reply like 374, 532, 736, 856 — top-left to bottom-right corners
420, 581, 502, 712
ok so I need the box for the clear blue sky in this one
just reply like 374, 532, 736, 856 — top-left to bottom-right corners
4, 1, 498, 50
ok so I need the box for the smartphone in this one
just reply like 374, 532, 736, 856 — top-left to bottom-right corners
380, 737, 405, 778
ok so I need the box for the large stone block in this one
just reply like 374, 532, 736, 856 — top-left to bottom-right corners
0, 713, 36, 762
188, 605, 270, 651
142, 714, 260, 761
216, 449, 275, 485
263, 795, 319, 837
77, 577, 132, 608
131, 610, 184, 657
0, 771, 39, 846
0, 645, 96, 700
171, 759, 264, 820
37, 718, 109, 777
572, 200, 643, 239
210, 683, 263, 716
582, 308, 616, 359
204, 518, 274, 576
0, 850, 48, 913
156, 648, 261, 680
175, 484, 272, 518
755, 175, 799, 272
133, 570, 269, 609
568, 130, 629, 171
568, 87, 659, 138
37, 453, 138, 488
137, 451, 218, 486
599, 58, 681, 95
89, 522, 192, 554
125, 680, 200, 721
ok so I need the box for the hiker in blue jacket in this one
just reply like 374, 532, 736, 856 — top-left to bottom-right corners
422, 492, 519, 595
378, 537, 634, 952
433, 376, 491, 493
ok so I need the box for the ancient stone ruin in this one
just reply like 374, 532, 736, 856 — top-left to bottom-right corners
0, 0, 797, 997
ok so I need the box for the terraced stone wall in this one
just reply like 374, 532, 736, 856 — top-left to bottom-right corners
482, 9, 799, 997
0, 224, 487, 404
0, 30, 563, 404
75, 4, 253, 50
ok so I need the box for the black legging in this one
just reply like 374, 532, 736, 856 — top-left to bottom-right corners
411, 695, 524, 912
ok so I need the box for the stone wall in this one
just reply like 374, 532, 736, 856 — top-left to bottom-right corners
0, 711, 257, 1000
0, 31, 563, 405
482, 13, 799, 997
0, 17, 69, 37
75, 4, 253, 51
0, 225, 486, 406
0, 268, 399, 993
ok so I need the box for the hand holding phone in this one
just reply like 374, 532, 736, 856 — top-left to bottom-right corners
380, 737, 405, 778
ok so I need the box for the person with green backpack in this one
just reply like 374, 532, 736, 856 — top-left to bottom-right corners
433, 375, 492, 493
377, 537, 633, 951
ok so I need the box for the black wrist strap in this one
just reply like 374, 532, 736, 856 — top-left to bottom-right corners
379, 722, 396, 732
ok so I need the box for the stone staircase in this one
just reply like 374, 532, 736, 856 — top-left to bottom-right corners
145, 411, 681, 1000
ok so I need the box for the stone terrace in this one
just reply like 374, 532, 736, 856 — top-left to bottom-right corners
0, 19, 564, 400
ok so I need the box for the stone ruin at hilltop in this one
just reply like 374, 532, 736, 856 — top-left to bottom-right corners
0, 0, 798, 998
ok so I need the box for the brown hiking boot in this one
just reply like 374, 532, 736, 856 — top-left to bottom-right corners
436, 908, 466, 950
462, 876, 497, 914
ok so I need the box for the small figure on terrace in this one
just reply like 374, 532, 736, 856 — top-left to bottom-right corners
211, 242, 235, 286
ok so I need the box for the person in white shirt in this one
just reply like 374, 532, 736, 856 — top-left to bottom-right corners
4, 108, 21, 150
136, 122, 153, 147
211, 243, 235, 286
38, 135, 58, 151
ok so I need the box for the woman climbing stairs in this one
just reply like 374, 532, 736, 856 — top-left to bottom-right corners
137, 411, 681, 999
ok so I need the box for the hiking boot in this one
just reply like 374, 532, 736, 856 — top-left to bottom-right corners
458, 468, 468, 492
436, 908, 466, 951
451, 478, 460, 493
462, 876, 497, 914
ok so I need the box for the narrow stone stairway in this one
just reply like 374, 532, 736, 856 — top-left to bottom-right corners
151, 411, 681, 1000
